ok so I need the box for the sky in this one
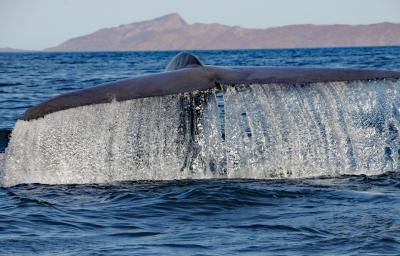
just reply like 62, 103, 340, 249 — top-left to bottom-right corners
1, 0, 399, 50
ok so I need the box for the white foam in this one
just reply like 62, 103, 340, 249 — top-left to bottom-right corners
0, 153, 4, 176
2, 80, 399, 186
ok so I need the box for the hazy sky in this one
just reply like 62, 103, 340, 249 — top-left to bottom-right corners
1, 0, 399, 50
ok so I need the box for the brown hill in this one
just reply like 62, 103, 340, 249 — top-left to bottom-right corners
46, 13, 400, 51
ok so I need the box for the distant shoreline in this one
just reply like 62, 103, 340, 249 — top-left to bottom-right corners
2, 45, 399, 53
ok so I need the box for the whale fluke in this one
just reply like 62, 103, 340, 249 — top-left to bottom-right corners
165, 52, 203, 71
19, 52, 400, 121
3, 52, 400, 186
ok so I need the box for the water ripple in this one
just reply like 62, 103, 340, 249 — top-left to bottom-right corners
1, 48, 400, 255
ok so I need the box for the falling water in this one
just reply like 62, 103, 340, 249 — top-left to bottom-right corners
1, 79, 399, 186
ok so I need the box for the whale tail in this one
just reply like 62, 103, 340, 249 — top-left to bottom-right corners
2, 52, 400, 186
165, 52, 203, 71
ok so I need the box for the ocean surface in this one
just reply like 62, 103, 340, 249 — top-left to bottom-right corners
1, 47, 400, 255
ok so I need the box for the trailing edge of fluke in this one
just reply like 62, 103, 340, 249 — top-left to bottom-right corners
22, 52, 400, 121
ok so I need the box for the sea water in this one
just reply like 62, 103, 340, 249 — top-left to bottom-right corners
0, 47, 400, 255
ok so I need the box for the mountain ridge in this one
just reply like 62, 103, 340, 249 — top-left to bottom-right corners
31, 13, 400, 51
0, 47, 35, 52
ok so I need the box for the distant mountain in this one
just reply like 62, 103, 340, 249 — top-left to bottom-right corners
46, 13, 400, 51
0, 47, 31, 52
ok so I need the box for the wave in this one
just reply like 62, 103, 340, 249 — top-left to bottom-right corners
0, 82, 23, 87
1, 79, 400, 186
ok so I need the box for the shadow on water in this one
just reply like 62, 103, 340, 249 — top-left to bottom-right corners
0, 129, 11, 153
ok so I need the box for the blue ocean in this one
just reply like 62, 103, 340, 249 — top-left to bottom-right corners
1, 47, 400, 255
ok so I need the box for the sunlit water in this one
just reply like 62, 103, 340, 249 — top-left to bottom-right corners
1, 47, 400, 255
